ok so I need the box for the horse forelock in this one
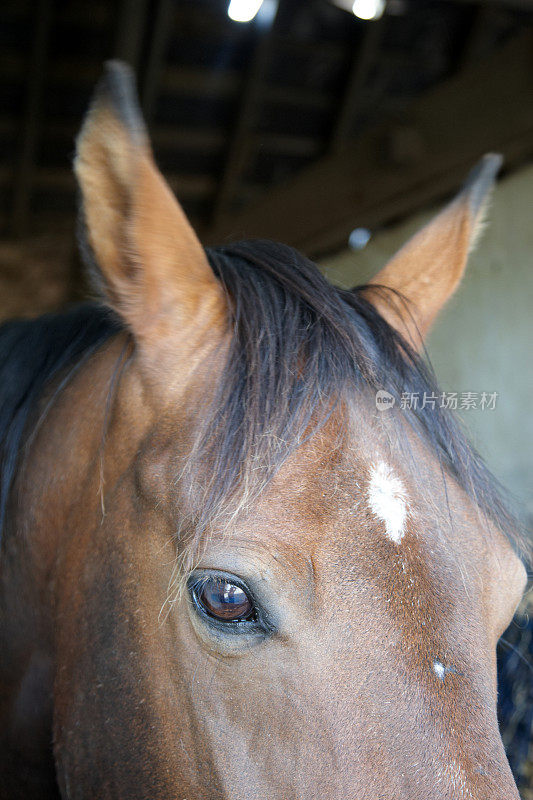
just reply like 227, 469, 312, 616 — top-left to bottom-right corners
175, 240, 527, 567
0, 240, 527, 567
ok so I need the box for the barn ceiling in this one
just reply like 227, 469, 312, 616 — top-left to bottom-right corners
1, 0, 533, 258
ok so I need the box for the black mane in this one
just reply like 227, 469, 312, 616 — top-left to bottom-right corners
0, 303, 120, 536
0, 240, 527, 557
200, 241, 527, 557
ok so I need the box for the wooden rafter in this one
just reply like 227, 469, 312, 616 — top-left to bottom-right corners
141, 0, 175, 123
450, 0, 533, 8
329, 17, 385, 153
210, 5, 281, 230
114, 0, 149, 71
206, 32, 533, 257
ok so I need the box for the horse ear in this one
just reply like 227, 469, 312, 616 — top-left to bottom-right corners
364, 154, 502, 350
74, 61, 224, 363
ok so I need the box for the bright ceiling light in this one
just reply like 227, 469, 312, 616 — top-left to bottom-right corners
228, 0, 265, 22
352, 0, 386, 20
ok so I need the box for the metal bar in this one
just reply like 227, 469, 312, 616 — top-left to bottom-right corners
10, 0, 53, 238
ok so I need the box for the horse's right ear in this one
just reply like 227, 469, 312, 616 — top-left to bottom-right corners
75, 61, 224, 366
363, 154, 501, 350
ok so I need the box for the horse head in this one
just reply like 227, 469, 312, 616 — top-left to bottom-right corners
1, 62, 526, 800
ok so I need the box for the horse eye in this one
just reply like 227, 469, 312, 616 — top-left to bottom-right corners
194, 577, 255, 623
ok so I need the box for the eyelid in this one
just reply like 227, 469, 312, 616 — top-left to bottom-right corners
187, 570, 276, 636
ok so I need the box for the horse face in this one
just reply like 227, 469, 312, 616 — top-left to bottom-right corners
155, 412, 525, 799
51, 63, 527, 798
49, 384, 525, 799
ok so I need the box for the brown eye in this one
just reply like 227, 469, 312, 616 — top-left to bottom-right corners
195, 577, 254, 622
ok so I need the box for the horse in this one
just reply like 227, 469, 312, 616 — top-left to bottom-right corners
0, 61, 529, 800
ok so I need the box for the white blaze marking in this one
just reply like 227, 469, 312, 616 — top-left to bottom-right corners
367, 461, 407, 544
433, 661, 446, 680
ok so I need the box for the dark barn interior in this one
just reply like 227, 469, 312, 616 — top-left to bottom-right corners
2, 1, 533, 265
0, 0, 532, 795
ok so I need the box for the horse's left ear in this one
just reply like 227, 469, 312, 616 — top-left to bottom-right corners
74, 61, 224, 371
364, 154, 502, 349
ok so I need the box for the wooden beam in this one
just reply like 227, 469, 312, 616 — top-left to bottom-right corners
141, 0, 174, 123
1, 167, 215, 202
252, 133, 321, 158
329, 17, 385, 152
159, 66, 240, 97
449, 0, 533, 9
206, 32, 533, 257
10, 0, 53, 238
453, 5, 494, 70
0, 120, 319, 162
114, 0, 149, 71
210, 4, 280, 229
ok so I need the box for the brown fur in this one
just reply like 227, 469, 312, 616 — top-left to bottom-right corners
0, 65, 525, 799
